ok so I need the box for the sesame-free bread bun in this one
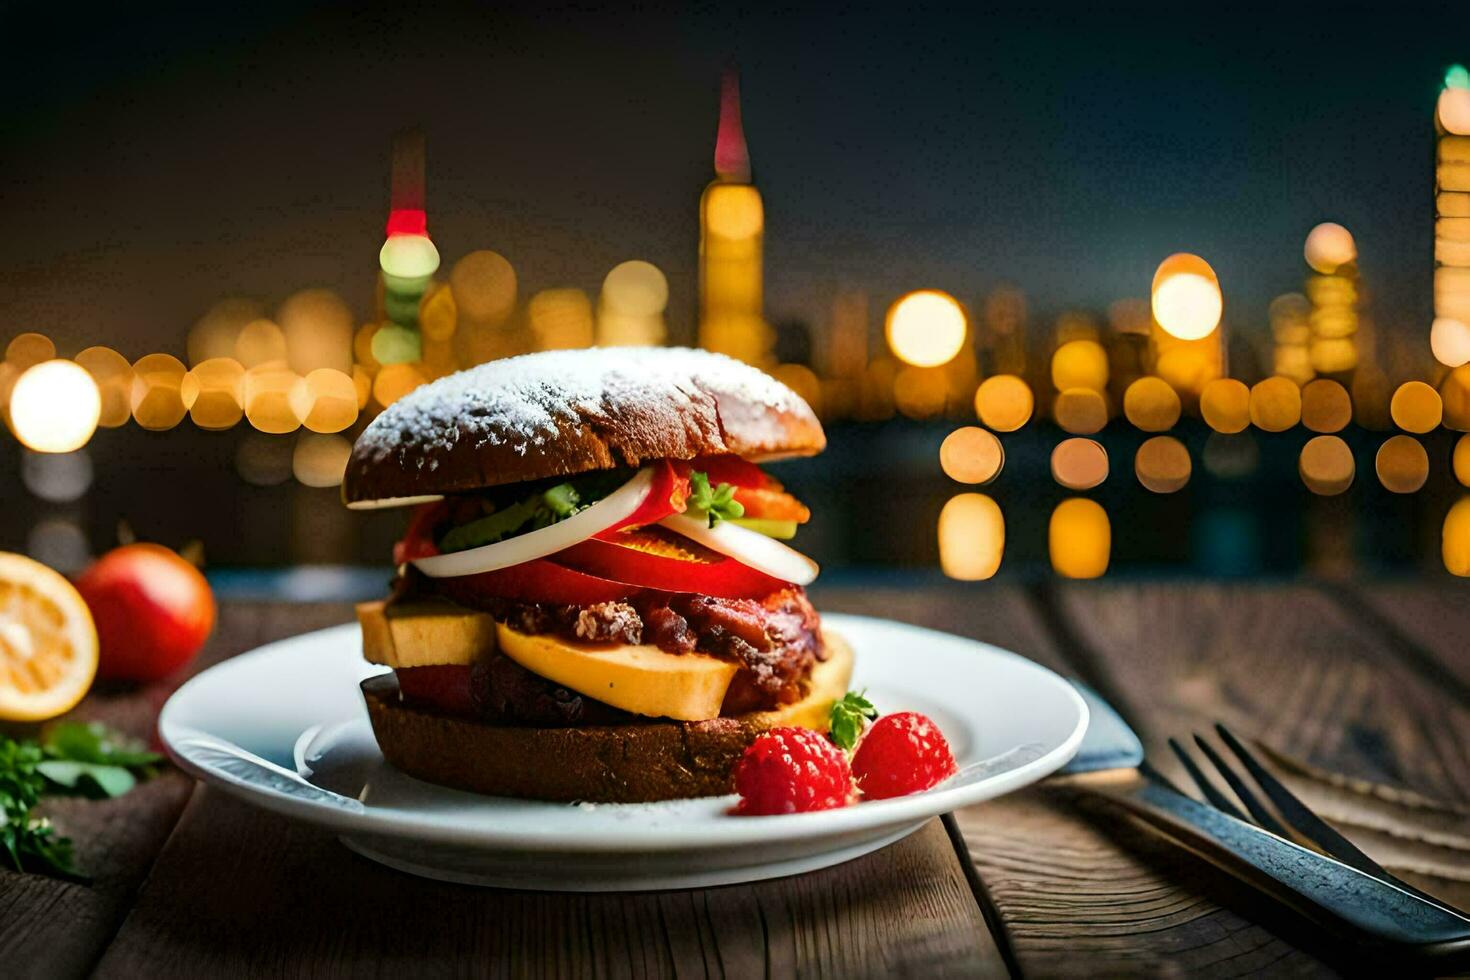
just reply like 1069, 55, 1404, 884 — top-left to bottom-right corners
362, 632, 853, 803
343, 347, 824, 506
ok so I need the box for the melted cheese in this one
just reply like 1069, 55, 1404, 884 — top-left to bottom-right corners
358, 600, 496, 668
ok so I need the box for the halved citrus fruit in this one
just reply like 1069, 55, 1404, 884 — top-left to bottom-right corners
0, 552, 99, 722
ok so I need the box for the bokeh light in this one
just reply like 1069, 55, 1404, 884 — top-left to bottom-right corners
1151, 254, 1222, 340
1050, 340, 1108, 392
1202, 431, 1260, 479
603, 261, 669, 317
1049, 498, 1110, 579
1134, 436, 1191, 494
1455, 434, 1470, 487
372, 362, 427, 408
1301, 379, 1352, 433
188, 298, 261, 366
973, 375, 1033, 431
450, 250, 517, 325
10, 360, 102, 452
6, 333, 56, 370
371, 323, 422, 366
886, 290, 967, 368
1122, 377, 1180, 432
1248, 377, 1301, 432
1303, 222, 1356, 274
279, 289, 354, 375
938, 493, 1004, 581
939, 426, 1004, 484
235, 432, 294, 486
180, 357, 245, 430
704, 183, 765, 239
235, 319, 289, 368
130, 354, 188, 430
74, 346, 134, 428
379, 234, 440, 287
1376, 435, 1429, 493
529, 288, 596, 350
26, 518, 90, 574
242, 363, 306, 434
893, 365, 948, 419
1389, 380, 1443, 433
771, 364, 822, 417
1053, 388, 1107, 434
291, 433, 353, 487
1431, 317, 1470, 368
1299, 435, 1355, 496
301, 368, 359, 433
1051, 438, 1108, 490
1444, 497, 1470, 577
1439, 86, 1470, 136
21, 448, 93, 502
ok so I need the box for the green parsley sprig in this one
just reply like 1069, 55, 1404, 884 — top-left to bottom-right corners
828, 690, 879, 751
687, 471, 745, 528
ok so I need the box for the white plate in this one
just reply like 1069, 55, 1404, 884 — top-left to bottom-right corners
160, 613, 1087, 891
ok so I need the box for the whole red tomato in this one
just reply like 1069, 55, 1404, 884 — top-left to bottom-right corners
75, 543, 216, 682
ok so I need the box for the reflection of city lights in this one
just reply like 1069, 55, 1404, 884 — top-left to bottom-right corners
1050, 438, 1108, 490
1151, 254, 1221, 340
10, 360, 101, 452
1303, 222, 1356, 274
301, 368, 358, 433
292, 433, 353, 487
1122, 377, 1180, 432
1134, 436, 1191, 493
450, 250, 517, 324
938, 493, 1004, 581
1049, 498, 1109, 579
1050, 339, 1108, 392
242, 364, 306, 434
1248, 377, 1301, 432
21, 449, 93, 502
886, 290, 967, 368
181, 357, 245, 430
75, 346, 134, 428
1299, 435, 1355, 496
1445, 498, 1470, 577
1432, 317, 1470, 367
1301, 379, 1352, 433
1455, 434, 1470, 486
973, 375, 1033, 431
1053, 388, 1107, 435
1389, 381, 1442, 433
1375, 435, 1429, 493
939, 426, 1003, 484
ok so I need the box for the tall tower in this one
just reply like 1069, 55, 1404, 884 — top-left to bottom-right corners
698, 68, 772, 365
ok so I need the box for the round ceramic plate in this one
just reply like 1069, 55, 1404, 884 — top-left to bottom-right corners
160, 613, 1087, 891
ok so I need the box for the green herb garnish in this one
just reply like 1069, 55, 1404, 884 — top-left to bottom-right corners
828, 690, 879, 751
686, 471, 745, 527
38, 722, 163, 799
437, 470, 631, 554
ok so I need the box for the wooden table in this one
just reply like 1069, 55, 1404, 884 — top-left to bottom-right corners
4, 581, 1468, 978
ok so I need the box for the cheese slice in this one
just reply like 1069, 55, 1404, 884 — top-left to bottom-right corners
358, 600, 497, 668
496, 623, 740, 721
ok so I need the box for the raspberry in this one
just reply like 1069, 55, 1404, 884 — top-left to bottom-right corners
851, 712, 958, 800
732, 727, 854, 815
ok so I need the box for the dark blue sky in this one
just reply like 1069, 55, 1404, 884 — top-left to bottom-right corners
1, 2, 1461, 356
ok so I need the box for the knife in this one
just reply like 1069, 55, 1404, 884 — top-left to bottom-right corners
1054, 683, 1470, 968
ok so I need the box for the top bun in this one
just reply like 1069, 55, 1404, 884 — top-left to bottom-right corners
343, 347, 824, 506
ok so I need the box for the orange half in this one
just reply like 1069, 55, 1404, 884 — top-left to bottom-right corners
0, 552, 99, 722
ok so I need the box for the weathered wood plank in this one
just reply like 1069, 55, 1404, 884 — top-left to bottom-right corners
94, 789, 1003, 979
1340, 581, 1470, 699
0, 601, 353, 979
821, 585, 1334, 978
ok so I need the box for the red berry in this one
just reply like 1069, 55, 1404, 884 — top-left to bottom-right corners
851, 712, 958, 800
732, 727, 853, 815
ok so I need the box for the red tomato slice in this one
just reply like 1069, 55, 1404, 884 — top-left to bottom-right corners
689, 454, 767, 488
396, 665, 474, 717
604, 459, 688, 532
557, 530, 785, 598
429, 559, 637, 607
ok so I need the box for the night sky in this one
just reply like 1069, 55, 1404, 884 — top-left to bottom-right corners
2, 3, 1463, 356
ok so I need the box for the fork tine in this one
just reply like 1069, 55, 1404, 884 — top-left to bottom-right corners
1190, 734, 1297, 841
1167, 737, 1249, 821
1214, 724, 1388, 878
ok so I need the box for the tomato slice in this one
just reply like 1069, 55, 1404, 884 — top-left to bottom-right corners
690, 454, 767, 488
604, 459, 688, 533
396, 665, 474, 717
429, 559, 637, 607
557, 528, 785, 598
394, 500, 449, 564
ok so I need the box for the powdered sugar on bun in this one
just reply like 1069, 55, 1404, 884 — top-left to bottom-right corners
343, 347, 824, 504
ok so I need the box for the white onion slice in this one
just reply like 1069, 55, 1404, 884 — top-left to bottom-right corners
412, 467, 655, 579
659, 513, 819, 586
347, 494, 445, 511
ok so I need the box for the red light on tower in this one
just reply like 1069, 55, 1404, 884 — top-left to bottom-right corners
714, 66, 751, 183
387, 128, 427, 238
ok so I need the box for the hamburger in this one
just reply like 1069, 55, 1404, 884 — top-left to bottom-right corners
343, 347, 850, 803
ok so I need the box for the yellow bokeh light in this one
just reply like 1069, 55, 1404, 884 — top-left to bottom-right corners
886, 290, 967, 368
292, 432, 353, 488
1050, 339, 1108, 392
1300, 379, 1352, 433
1309, 338, 1358, 374
1200, 379, 1250, 433
301, 368, 359, 433
188, 298, 261, 367
278, 289, 354, 375
1303, 222, 1356, 274
939, 426, 1004, 484
1431, 317, 1470, 368
529, 288, 596, 350
180, 357, 245, 430
1050, 438, 1108, 490
1454, 434, 1470, 487
771, 364, 822, 417
351, 364, 372, 410
1299, 435, 1355, 496
235, 319, 289, 368
893, 365, 948, 419
1053, 387, 1108, 435
1249, 377, 1301, 432
938, 493, 1004, 581
130, 353, 188, 430
602, 261, 670, 317
1375, 435, 1429, 494
704, 183, 764, 240
9, 360, 100, 453
1122, 377, 1180, 432
450, 250, 517, 325
974, 375, 1033, 431
243, 364, 306, 434
419, 282, 458, 342
1444, 497, 1470, 577
1439, 87, 1470, 136
1389, 381, 1442, 434
1049, 498, 1110, 579
372, 362, 427, 409
74, 346, 134, 428
1151, 254, 1222, 340
1134, 436, 1191, 493
5, 333, 56, 371
354, 322, 383, 374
